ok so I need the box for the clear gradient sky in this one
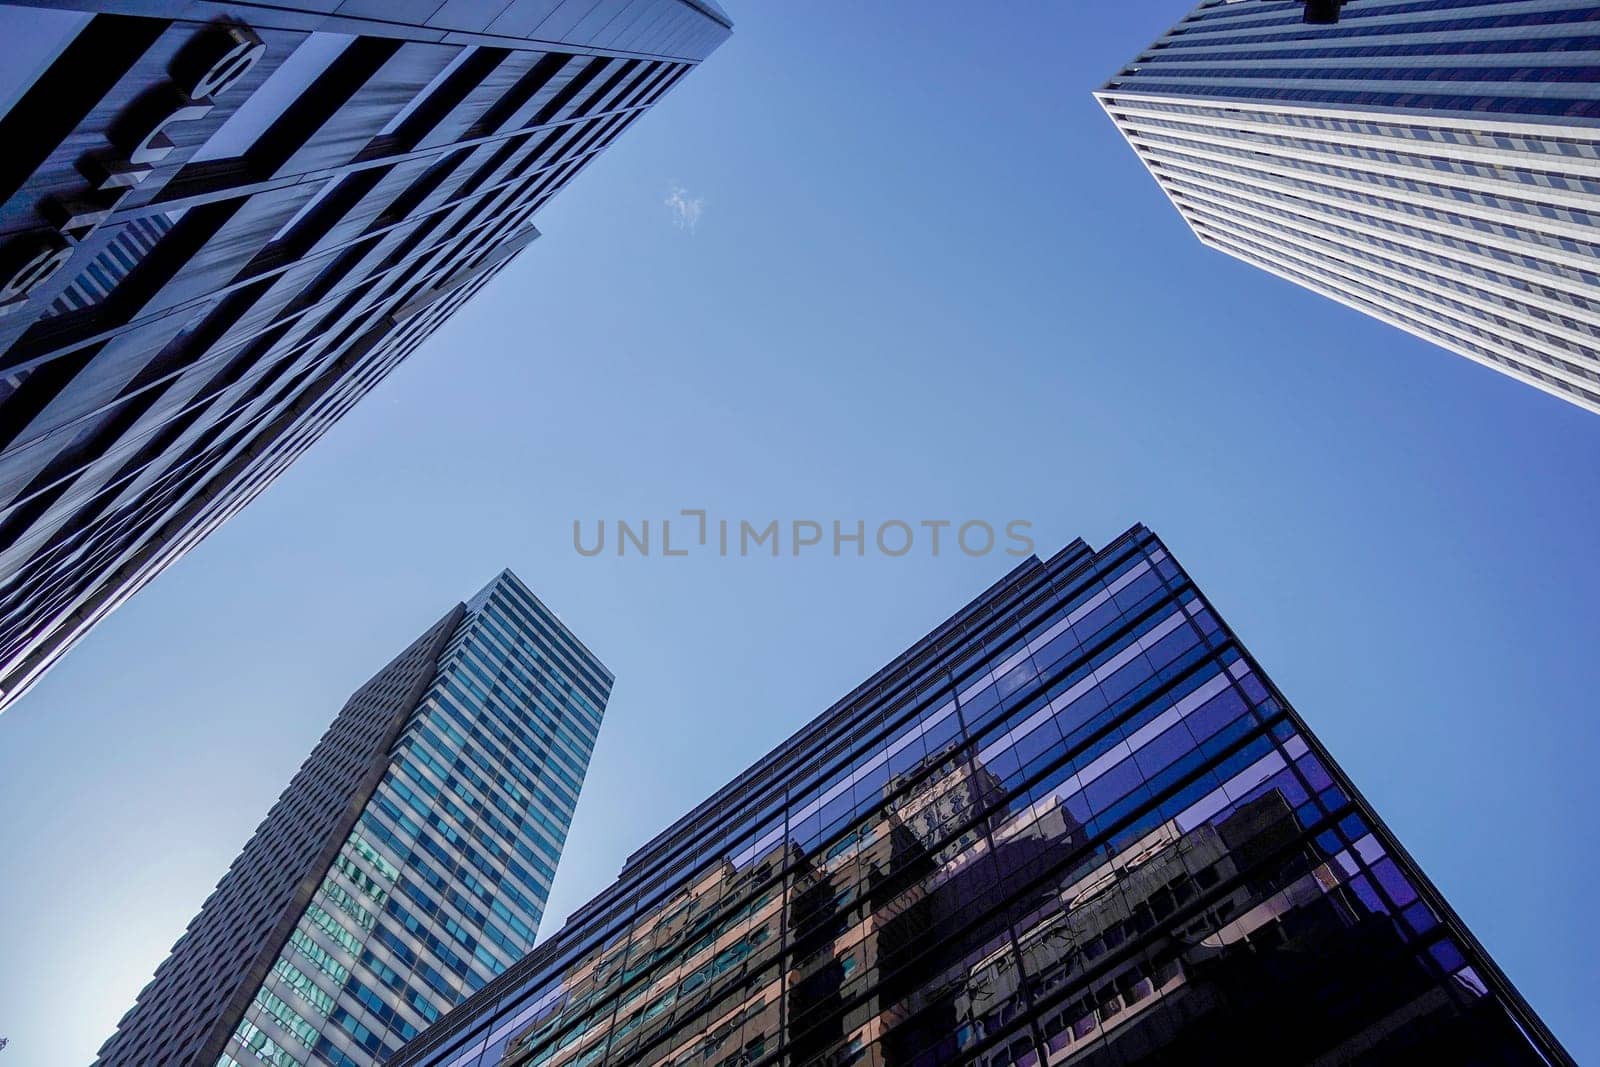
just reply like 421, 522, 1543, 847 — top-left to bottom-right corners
2, 3, 1598, 1064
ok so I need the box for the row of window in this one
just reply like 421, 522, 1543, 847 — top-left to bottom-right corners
1147, 32, 1600, 64
1108, 80, 1600, 119
1162, 167, 1600, 342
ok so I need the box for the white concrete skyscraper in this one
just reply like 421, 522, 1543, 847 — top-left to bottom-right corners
1097, 0, 1600, 413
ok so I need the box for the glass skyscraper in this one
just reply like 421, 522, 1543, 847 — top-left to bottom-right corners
0, 0, 729, 716
1097, 0, 1600, 413
95, 570, 612, 1067
389, 525, 1569, 1067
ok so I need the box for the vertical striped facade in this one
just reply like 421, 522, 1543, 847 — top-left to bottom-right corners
48, 215, 175, 316
0, 0, 729, 717
96, 570, 612, 1067
1097, 0, 1600, 413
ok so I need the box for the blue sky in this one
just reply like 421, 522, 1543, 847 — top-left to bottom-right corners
2, 2, 1599, 1064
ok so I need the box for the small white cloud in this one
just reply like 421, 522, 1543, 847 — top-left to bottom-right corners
664, 185, 705, 233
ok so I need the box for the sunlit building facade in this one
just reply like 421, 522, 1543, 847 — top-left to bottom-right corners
390, 525, 1570, 1067
0, 0, 729, 715
95, 571, 612, 1067
1097, 0, 1600, 413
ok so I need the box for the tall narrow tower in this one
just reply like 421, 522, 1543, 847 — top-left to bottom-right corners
1098, 0, 1600, 413
96, 570, 612, 1067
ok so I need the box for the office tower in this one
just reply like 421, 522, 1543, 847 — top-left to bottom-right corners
0, 1, 729, 716
1096, 0, 1600, 414
95, 570, 612, 1067
390, 525, 1569, 1067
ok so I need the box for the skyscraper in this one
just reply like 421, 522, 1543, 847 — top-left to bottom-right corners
1096, 0, 1600, 413
0, 0, 729, 716
389, 525, 1569, 1067
95, 570, 613, 1067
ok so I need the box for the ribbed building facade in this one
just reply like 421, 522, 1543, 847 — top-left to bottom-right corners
1096, 0, 1600, 413
96, 570, 613, 1067
0, 0, 729, 715
390, 525, 1570, 1067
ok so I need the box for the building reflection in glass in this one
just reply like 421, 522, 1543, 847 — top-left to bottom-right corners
392, 526, 1570, 1067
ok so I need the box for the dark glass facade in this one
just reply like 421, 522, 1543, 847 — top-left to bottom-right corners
0, 0, 730, 715
391, 525, 1570, 1067
96, 570, 613, 1067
